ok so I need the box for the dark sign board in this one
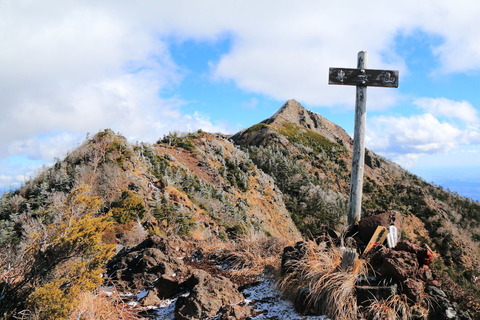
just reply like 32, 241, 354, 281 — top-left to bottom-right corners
329, 67, 399, 88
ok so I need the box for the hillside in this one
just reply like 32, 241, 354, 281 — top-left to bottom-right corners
0, 99, 479, 319
233, 99, 480, 274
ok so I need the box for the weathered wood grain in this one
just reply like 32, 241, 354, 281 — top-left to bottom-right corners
347, 51, 368, 226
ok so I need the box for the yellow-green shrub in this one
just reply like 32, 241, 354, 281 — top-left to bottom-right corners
26, 185, 115, 319
109, 189, 146, 224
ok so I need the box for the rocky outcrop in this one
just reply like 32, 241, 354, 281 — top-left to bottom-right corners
175, 269, 245, 320
106, 235, 188, 293
380, 250, 419, 281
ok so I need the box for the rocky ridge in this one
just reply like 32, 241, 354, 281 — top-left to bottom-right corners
0, 99, 478, 319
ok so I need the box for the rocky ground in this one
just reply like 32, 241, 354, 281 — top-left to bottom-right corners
119, 276, 330, 320
105, 235, 325, 320
103, 210, 479, 320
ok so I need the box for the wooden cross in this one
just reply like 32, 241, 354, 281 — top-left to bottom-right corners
328, 51, 399, 226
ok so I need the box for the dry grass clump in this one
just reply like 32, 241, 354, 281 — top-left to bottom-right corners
68, 289, 142, 320
366, 294, 428, 320
229, 235, 289, 271
197, 234, 289, 276
279, 240, 367, 320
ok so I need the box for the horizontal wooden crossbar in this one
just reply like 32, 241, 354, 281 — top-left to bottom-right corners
328, 67, 399, 87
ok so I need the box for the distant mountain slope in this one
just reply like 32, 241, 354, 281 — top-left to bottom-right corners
0, 129, 301, 246
232, 99, 479, 293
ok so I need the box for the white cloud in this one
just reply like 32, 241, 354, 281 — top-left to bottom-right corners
2, 0, 480, 185
414, 97, 479, 124
0, 1, 233, 162
7, 133, 83, 162
207, 1, 480, 108
368, 113, 461, 153
367, 112, 480, 167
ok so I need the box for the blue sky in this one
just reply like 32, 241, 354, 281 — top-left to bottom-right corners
1, 1, 480, 200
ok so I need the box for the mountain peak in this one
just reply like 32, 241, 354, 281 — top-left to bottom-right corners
268, 99, 309, 125
263, 99, 353, 147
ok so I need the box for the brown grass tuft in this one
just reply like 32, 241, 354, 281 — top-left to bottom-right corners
279, 240, 367, 320
68, 289, 142, 320
366, 294, 428, 320
197, 234, 289, 276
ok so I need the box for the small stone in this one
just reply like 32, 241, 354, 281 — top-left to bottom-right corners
403, 278, 424, 302
445, 307, 457, 319
418, 265, 433, 282
141, 289, 161, 306
427, 286, 447, 298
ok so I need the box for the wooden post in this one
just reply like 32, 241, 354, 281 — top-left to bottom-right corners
349, 51, 367, 226
328, 51, 399, 228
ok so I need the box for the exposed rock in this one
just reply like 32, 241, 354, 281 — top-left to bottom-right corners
218, 304, 252, 320
140, 289, 162, 306
426, 286, 473, 320
175, 269, 244, 320
281, 241, 306, 275
396, 240, 422, 253
358, 211, 403, 244
417, 265, 434, 283
396, 241, 435, 266
365, 149, 381, 169
107, 235, 187, 291
366, 245, 390, 269
403, 278, 424, 302
154, 275, 181, 299
380, 250, 419, 281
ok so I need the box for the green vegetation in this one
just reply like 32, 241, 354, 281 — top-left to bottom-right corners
109, 189, 146, 224
136, 143, 170, 179
159, 131, 200, 152
243, 122, 269, 135
224, 158, 250, 191
279, 123, 346, 157
1, 185, 115, 319
246, 144, 347, 234
152, 197, 195, 236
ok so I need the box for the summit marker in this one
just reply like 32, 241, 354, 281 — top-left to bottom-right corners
329, 51, 399, 226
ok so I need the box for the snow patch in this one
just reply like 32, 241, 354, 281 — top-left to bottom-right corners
243, 277, 330, 320
154, 298, 176, 320
136, 289, 148, 300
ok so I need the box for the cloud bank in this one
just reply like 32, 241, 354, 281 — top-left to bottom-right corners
367, 97, 480, 166
1, 1, 480, 188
